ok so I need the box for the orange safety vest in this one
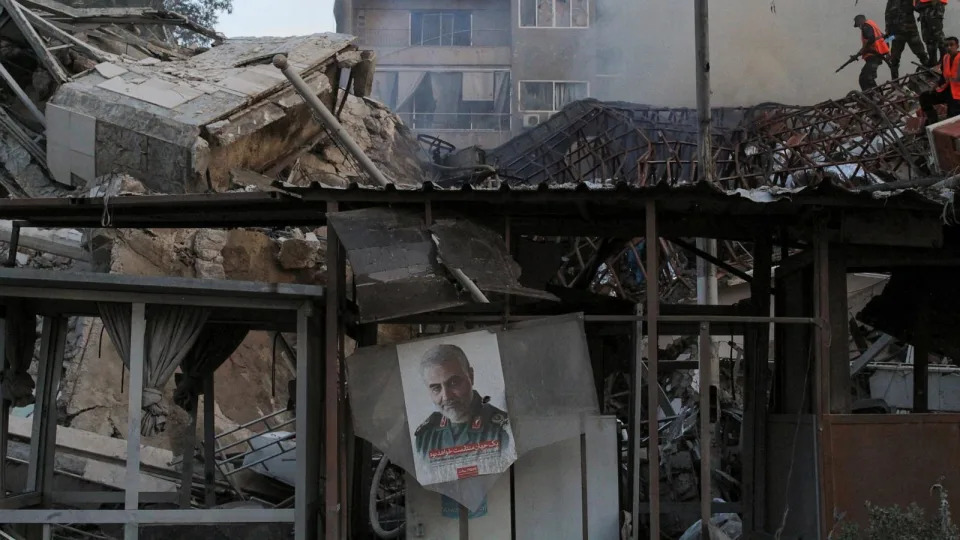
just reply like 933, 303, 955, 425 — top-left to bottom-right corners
940, 53, 960, 98
915, 0, 948, 5
862, 20, 891, 57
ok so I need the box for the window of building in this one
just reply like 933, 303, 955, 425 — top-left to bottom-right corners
411, 11, 472, 46
520, 81, 588, 111
373, 71, 512, 132
520, 0, 588, 28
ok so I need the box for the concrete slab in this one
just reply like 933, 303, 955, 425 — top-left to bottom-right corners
46, 141, 71, 185
97, 76, 190, 109
68, 110, 96, 156
94, 62, 128, 79
7, 415, 177, 492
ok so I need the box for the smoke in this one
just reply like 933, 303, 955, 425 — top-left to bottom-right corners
594, 0, 960, 107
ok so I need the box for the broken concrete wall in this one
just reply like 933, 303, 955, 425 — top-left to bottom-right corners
284, 94, 424, 187
46, 33, 357, 192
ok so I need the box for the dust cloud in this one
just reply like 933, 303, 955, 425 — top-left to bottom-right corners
595, 0, 960, 107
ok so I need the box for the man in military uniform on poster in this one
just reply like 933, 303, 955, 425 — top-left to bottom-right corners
887, 0, 930, 77
414, 344, 511, 460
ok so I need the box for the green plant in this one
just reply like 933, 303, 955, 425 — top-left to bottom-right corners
831, 482, 960, 540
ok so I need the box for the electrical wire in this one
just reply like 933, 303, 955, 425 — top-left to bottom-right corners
369, 455, 405, 539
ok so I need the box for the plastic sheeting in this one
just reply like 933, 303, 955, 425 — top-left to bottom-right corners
346, 313, 598, 510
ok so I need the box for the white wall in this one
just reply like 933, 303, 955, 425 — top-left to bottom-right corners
595, 0, 960, 107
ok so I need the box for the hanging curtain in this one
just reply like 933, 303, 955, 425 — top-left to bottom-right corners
1, 303, 37, 408
555, 82, 587, 110
430, 72, 463, 129
141, 305, 210, 436
396, 71, 427, 112
98, 303, 211, 436
462, 72, 495, 102
174, 323, 249, 414
99, 303, 131, 364
372, 72, 398, 109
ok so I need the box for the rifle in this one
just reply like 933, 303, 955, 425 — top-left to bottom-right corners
836, 52, 894, 73
836, 54, 860, 73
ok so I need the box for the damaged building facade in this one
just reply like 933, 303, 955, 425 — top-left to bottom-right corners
2, 1, 960, 540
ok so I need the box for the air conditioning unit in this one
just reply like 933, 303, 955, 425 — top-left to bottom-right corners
523, 113, 542, 128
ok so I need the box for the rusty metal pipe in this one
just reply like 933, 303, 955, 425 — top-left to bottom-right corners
272, 54, 390, 187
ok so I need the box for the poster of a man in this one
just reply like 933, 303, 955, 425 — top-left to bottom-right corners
398, 331, 516, 485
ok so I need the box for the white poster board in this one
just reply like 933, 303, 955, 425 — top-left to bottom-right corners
398, 330, 517, 485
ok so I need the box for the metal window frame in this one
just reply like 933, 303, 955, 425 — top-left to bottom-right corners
0, 271, 327, 540
518, 79, 590, 113
411, 10, 472, 46
519, 0, 590, 28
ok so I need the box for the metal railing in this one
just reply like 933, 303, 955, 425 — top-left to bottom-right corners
171, 407, 296, 500
356, 28, 511, 48
397, 112, 511, 132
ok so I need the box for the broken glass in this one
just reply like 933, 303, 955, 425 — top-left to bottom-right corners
419, 13, 444, 45
412, 12, 470, 46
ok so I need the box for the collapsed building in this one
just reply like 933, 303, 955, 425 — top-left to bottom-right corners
0, 1, 960, 540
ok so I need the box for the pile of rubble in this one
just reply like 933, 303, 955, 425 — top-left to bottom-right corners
0, 0, 430, 466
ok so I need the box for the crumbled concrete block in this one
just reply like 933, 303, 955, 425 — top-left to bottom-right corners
193, 229, 228, 254
277, 238, 321, 269
194, 258, 225, 279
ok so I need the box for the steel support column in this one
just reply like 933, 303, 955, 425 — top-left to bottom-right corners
25, 314, 66, 540
644, 200, 660, 538
913, 297, 930, 413
295, 303, 323, 540
178, 393, 199, 508
742, 237, 772, 533
813, 236, 831, 539
27, 316, 65, 499
0, 311, 7, 496
203, 374, 216, 508
698, 321, 713, 540
124, 303, 146, 540
629, 303, 643, 537
325, 201, 345, 539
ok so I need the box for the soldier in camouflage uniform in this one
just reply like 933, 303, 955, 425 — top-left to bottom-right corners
887, 0, 930, 77
916, 0, 948, 66
414, 344, 511, 460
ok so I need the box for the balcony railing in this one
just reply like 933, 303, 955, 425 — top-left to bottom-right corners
398, 112, 512, 132
356, 28, 511, 48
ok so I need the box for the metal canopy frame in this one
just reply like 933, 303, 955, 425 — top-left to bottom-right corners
0, 182, 938, 231
0, 189, 933, 539
0, 270, 326, 540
